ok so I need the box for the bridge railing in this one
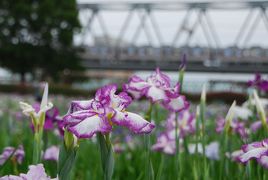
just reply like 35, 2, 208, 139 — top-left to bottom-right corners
80, 45, 268, 62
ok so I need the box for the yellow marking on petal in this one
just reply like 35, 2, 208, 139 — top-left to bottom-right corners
107, 112, 114, 126
181, 119, 187, 128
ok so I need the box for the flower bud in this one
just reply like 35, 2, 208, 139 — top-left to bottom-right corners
224, 100, 236, 133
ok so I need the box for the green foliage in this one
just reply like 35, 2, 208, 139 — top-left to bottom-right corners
2, 92, 268, 179
58, 142, 77, 180
97, 134, 114, 180
0, 0, 83, 82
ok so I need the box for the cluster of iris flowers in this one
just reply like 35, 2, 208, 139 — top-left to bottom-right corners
1, 68, 268, 179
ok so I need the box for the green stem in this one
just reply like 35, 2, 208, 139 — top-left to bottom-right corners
156, 154, 164, 180
200, 87, 207, 180
219, 132, 229, 180
32, 131, 43, 164
224, 133, 229, 177
178, 69, 184, 92
144, 103, 154, 180
58, 131, 78, 180
194, 107, 200, 180
32, 111, 45, 164
175, 113, 180, 178
12, 159, 18, 175
97, 133, 114, 180
58, 142, 77, 180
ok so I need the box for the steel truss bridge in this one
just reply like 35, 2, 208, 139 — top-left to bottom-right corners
77, 1, 268, 73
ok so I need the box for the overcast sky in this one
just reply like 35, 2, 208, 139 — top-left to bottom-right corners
75, 0, 268, 48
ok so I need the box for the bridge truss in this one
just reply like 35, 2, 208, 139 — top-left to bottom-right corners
77, 1, 268, 73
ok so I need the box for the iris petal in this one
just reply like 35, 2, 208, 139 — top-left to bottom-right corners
111, 110, 155, 134
68, 115, 112, 138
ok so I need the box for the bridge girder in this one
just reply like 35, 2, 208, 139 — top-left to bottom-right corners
76, 1, 268, 73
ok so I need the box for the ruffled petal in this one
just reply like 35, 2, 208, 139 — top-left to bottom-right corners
68, 100, 93, 113
0, 175, 23, 180
230, 150, 244, 161
19, 102, 36, 116
111, 110, 155, 134
241, 141, 264, 152
162, 95, 189, 112
20, 164, 50, 180
95, 84, 116, 106
94, 84, 132, 111
43, 146, 59, 161
146, 86, 168, 102
239, 147, 268, 163
125, 75, 150, 91
151, 133, 176, 155
63, 110, 98, 126
164, 83, 180, 98
113, 92, 132, 110
123, 75, 150, 99
147, 68, 171, 88
259, 155, 268, 169
68, 115, 112, 138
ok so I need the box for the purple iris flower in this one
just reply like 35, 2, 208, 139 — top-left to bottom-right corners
152, 109, 195, 155
0, 164, 58, 180
215, 117, 248, 139
0, 145, 24, 165
63, 84, 155, 139
236, 139, 268, 169
248, 73, 268, 92
227, 150, 244, 162
250, 118, 268, 133
43, 146, 59, 161
151, 132, 177, 155
123, 68, 189, 112
166, 110, 196, 138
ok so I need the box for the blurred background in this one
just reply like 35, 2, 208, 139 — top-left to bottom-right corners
0, 0, 268, 100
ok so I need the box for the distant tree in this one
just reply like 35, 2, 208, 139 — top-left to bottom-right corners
0, 0, 83, 83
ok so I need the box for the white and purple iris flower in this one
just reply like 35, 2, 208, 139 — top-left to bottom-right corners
123, 68, 189, 112
63, 84, 155, 139
236, 139, 268, 169
166, 111, 196, 138
215, 117, 248, 139
226, 150, 244, 162
0, 164, 58, 180
250, 118, 268, 133
43, 146, 59, 161
248, 73, 268, 92
0, 145, 24, 165
152, 109, 196, 154
151, 132, 177, 155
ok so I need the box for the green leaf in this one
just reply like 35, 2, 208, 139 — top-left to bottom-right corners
58, 142, 77, 180
97, 133, 114, 180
